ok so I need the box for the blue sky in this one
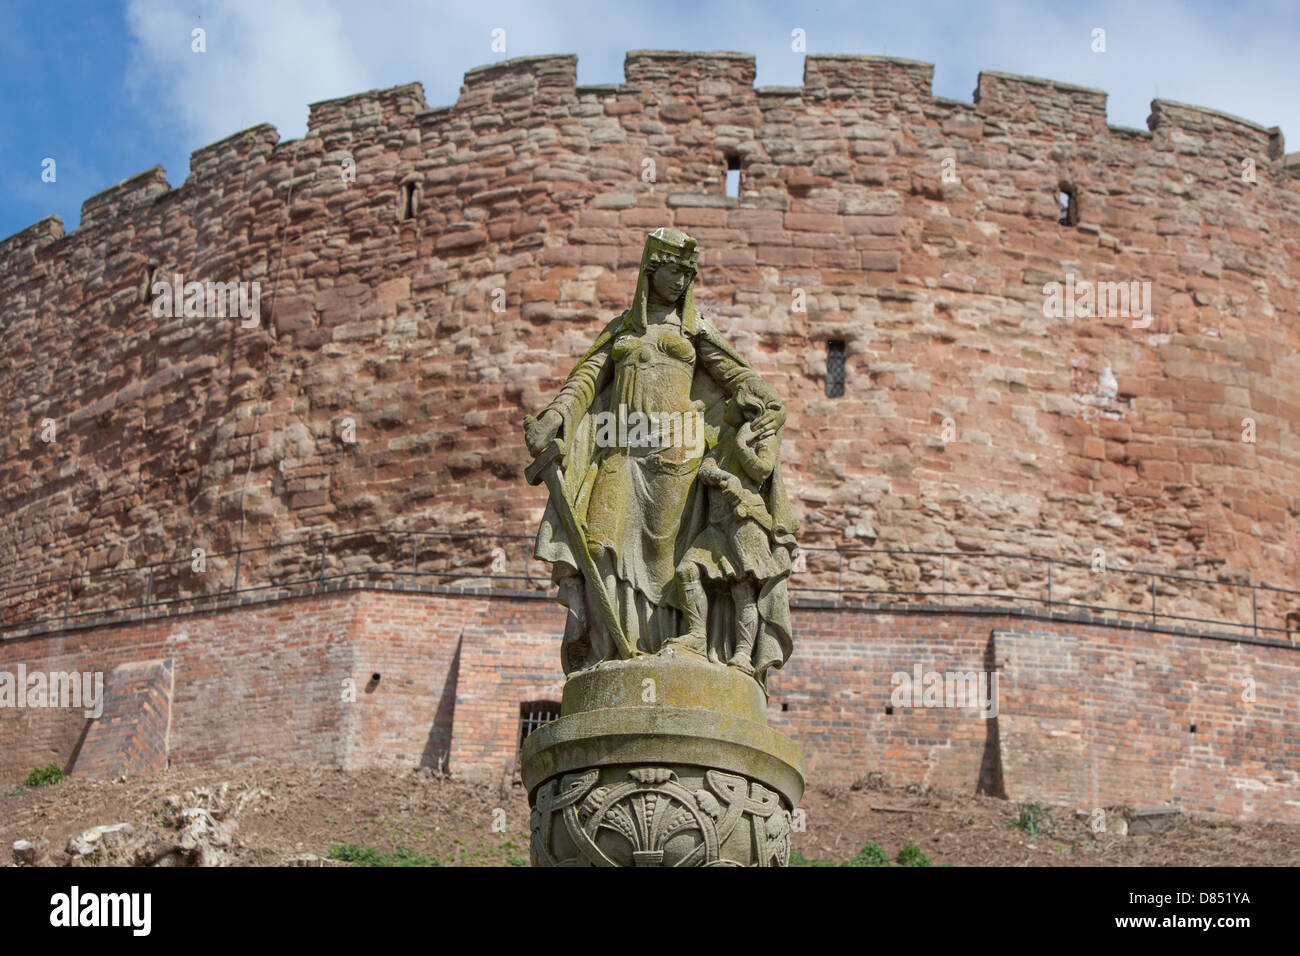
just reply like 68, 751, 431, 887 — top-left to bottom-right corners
2, 0, 1297, 242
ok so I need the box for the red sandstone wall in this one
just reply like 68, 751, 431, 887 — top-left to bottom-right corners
1, 589, 1294, 821
1, 51, 1298, 630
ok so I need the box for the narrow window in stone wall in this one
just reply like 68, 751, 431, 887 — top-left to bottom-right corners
826, 340, 846, 398
140, 262, 158, 304
399, 181, 418, 222
517, 700, 561, 756
725, 153, 741, 198
1058, 182, 1079, 226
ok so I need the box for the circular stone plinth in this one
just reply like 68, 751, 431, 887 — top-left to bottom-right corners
527, 761, 796, 867
522, 653, 806, 866
521, 705, 805, 809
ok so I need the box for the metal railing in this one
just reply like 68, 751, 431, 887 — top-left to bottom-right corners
0, 530, 1296, 642
790, 546, 1298, 640
0, 530, 538, 635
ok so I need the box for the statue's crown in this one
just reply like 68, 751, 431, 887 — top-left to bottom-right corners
645, 227, 699, 271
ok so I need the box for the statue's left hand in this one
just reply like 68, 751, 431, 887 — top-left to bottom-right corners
752, 403, 786, 443
740, 378, 785, 443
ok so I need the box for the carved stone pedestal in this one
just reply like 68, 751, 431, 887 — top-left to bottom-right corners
521, 651, 804, 867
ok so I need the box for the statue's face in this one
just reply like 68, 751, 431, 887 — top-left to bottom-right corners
650, 262, 691, 303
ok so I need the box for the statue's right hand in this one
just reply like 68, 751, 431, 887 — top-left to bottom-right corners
524, 409, 563, 456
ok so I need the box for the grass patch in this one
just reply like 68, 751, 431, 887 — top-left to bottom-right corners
327, 843, 528, 867
895, 843, 932, 867
326, 844, 444, 867
844, 842, 890, 866
23, 765, 68, 789
789, 850, 840, 867
1013, 802, 1054, 839
790, 841, 933, 867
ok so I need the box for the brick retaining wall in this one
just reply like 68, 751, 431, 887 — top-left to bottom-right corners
1, 586, 1294, 821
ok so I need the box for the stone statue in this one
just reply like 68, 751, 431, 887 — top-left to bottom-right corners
523, 227, 797, 690
521, 228, 805, 866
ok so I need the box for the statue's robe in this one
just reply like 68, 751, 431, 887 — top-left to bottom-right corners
534, 306, 797, 692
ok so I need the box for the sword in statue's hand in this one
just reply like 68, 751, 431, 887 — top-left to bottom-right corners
524, 428, 637, 661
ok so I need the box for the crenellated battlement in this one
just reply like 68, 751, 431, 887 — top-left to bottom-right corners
623, 49, 756, 91
308, 82, 428, 141
1148, 99, 1285, 159
6, 49, 1293, 253
456, 54, 577, 109
0, 215, 64, 284
78, 166, 171, 232
187, 124, 280, 183
805, 54, 934, 100
974, 72, 1108, 136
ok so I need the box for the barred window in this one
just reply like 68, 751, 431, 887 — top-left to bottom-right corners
517, 700, 561, 754
826, 340, 846, 398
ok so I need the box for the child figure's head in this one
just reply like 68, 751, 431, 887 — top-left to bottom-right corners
726, 378, 769, 428
726, 378, 781, 433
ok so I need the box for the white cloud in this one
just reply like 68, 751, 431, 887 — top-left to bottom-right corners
125, 0, 374, 145
123, 0, 1299, 164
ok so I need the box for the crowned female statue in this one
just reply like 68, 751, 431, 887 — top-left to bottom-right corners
524, 228, 798, 691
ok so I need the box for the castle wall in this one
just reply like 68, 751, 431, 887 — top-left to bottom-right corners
2, 51, 1298, 822
1, 51, 1298, 628
1, 589, 1295, 821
